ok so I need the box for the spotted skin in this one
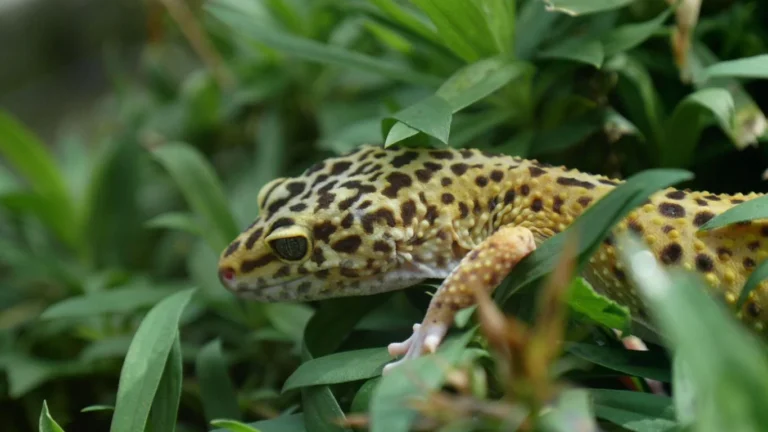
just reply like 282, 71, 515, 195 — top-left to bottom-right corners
218, 145, 768, 369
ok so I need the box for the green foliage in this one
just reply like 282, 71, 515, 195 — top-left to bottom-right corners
0, 0, 767, 431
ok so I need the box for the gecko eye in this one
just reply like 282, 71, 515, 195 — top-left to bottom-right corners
270, 236, 309, 261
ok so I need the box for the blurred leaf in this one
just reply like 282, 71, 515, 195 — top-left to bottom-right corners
207, 0, 442, 87
197, 339, 241, 423
210, 420, 262, 432
540, 389, 599, 432
699, 195, 768, 232
41, 285, 181, 320
672, 354, 697, 428
384, 95, 453, 146
145, 212, 203, 236
369, 329, 476, 432
565, 343, 671, 382
619, 234, 768, 431
148, 334, 183, 432
481, 0, 516, 56
0, 353, 81, 398
264, 303, 314, 343
283, 348, 391, 392
591, 389, 677, 431
368, 0, 441, 46
529, 110, 605, 155
661, 88, 735, 167
737, 260, 768, 309
515, 0, 560, 59
81, 405, 115, 413
410, 0, 499, 62
350, 377, 380, 413
110, 288, 196, 432
363, 19, 413, 54
602, 8, 671, 57
39, 400, 66, 432
151, 142, 239, 252
702, 54, 768, 80
436, 57, 532, 112
567, 277, 631, 333
542, 0, 635, 16
211, 414, 305, 432
0, 111, 78, 249
495, 169, 693, 305
180, 70, 222, 134
539, 37, 604, 67
79, 337, 134, 362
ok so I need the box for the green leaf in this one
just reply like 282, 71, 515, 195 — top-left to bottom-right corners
514, 0, 560, 60
151, 142, 239, 252
210, 420, 262, 432
591, 389, 677, 432
368, 0, 441, 46
602, 8, 671, 57
436, 57, 533, 112
148, 334, 183, 432
196, 339, 241, 423
565, 343, 671, 382
369, 329, 476, 432
0, 353, 80, 398
478, 0, 516, 56
619, 234, 768, 431
539, 37, 604, 67
702, 54, 768, 80
81, 405, 115, 413
210, 414, 305, 432
660, 88, 736, 167
283, 348, 391, 392
495, 169, 693, 306
699, 196, 768, 232
39, 400, 66, 432
738, 260, 768, 310
385, 95, 453, 145
542, 0, 636, 16
110, 288, 197, 432
567, 277, 631, 333
145, 212, 202, 236
410, 0, 499, 62
41, 285, 181, 320
540, 389, 599, 432
206, 0, 441, 87
0, 111, 78, 249
264, 303, 314, 343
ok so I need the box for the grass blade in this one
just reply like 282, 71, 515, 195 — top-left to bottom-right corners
542, 0, 636, 16
602, 8, 672, 57
39, 400, 66, 432
702, 54, 768, 80
197, 339, 241, 423
40, 285, 182, 320
110, 288, 196, 432
151, 142, 239, 252
148, 334, 183, 432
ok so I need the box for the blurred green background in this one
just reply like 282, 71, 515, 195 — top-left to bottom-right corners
2, 0, 768, 431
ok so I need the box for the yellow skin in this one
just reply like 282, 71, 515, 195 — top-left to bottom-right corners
218, 145, 768, 371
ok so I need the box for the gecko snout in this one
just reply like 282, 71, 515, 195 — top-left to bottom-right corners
218, 266, 237, 288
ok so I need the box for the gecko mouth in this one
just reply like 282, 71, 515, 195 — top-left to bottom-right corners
227, 275, 312, 300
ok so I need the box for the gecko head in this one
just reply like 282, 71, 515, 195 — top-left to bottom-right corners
217, 146, 427, 302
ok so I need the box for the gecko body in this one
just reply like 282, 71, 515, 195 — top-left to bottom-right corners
217, 145, 768, 368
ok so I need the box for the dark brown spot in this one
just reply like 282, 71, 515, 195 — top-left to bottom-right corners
289, 203, 308, 212
373, 241, 392, 254
520, 184, 530, 196
458, 202, 469, 218
310, 174, 329, 189
662, 225, 674, 233
311, 248, 325, 265
628, 221, 643, 234
659, 202, 686, 218
660, 243, 683, 264
382, 172, 412, 198
316, 193, 335, 211
441, 193, 455, 204
695, 199, 708, 206
415, 169, 432, 183
749, 241, 761, 251
418, 192, 428, 205
313, 222, 337, 242
425, 206, 439, 224
349, 162, 373, 176
531, 198, 543, 212
762, 226, 768, 237
224, 241, 240, 257
731, 199, 745, 204
603, 235, 615, 246
695, 254, 714, 272
362, 208, 396, 233
441, 177, 452, 187
401, 200, 417, 226
340, 267, 359, 278
315, 269, 329, 279
332, 235, 362, 253
341, 213, 354, 229
578, 196, 593, 207
306, 162, 325, 175
704, 194, 721, 201
359, 200, 372, 210
556, 177, 595, 189
318, 180, 337, 194
528, 166, 546, 177
490, 170, 504, 182
460, 149, 474, 159
330, 161, 352, 175
693, 211, 715, 227
468, 250, 480, 260
504, 190, 516, 205
599, 179, 619, 186
717, 247, 733, 257
488, 196, 498, 212
553, 196, 564, 214
744, 257, 756, 269
429, 150, 454, 160
298, 281, 312, 294
269, 217, 295, 234
475, 176, 489, 187
245, 228, 264, 249
424, 162, 442, 171
613, 266, 626, 281
274, 265, 291, 278
437, 230, 448, 241
368, 172, 382, 182
747, 302, 762, 318
240, 255, 276, 272
472, 199, 482, 215
391, 151, 419, 168
666, 190, 687, 200
450, 163, 469, 176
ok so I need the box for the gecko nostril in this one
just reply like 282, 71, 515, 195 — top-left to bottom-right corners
219, 266, 236, 284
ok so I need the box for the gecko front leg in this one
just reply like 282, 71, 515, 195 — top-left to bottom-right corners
382, 226, 537, 374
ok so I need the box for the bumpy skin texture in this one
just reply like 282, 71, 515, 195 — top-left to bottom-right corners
218, 145, 768, 365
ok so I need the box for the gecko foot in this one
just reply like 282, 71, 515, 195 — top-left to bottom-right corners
382, 321, 448, 375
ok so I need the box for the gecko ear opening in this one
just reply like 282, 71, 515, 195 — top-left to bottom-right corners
258, 177, 289, 212
265, 226, 312, 262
